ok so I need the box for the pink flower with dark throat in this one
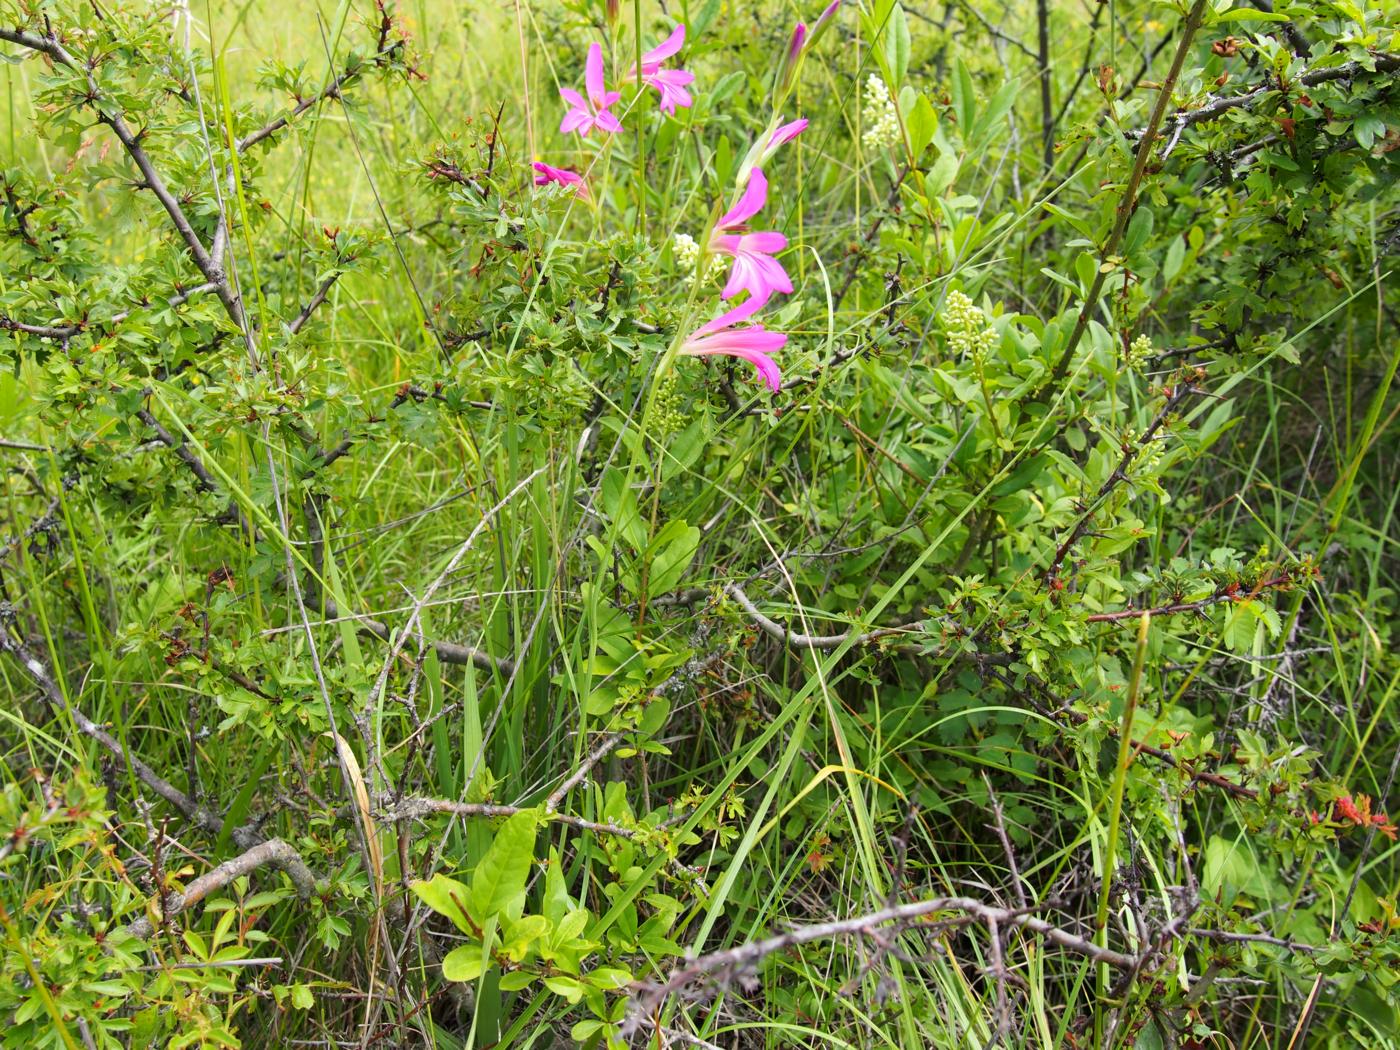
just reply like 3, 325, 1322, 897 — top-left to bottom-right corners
708, 169, 792, 308
631, 23, 695, 114
560, 43, 622, 136
680, 295, 786, 391
532, 162, 588, 196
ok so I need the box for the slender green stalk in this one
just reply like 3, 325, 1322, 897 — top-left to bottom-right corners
1095, 612, 1150, 1040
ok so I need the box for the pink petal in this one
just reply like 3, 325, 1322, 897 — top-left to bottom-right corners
721, 256, 763, 303
770, 118, 808, 149
643, 23, 686, 65
647, 69, 694, 113
585, 43, 606, 105
785, 23, 807, 66
559, 87, 586, 108
813, 0, 843, 35
741, 231, 788, 253
595, 110, 623, 134
695, 294, 766, 337
716, 168, 768, 230
709, 234, 741, 256
560, 110, 589, 134
749, 351, 783, 391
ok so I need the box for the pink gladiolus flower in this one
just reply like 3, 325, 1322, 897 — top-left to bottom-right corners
632, 24, 694, 114
532, 162, 588, 197
711, 232, 793, 305
709, 169, 792, 308
715, 167, 769, 229
680, 296, 786, 391
763, 118, 807, 163
560, 43, 622, 136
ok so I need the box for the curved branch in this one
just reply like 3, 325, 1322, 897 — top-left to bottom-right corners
122, 838, 320, 941
722, 582, 915, 650
318, 594, 513, 676
628, 894, 1143, 1026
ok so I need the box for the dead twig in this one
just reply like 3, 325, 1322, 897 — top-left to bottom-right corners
122, 838, 321, 941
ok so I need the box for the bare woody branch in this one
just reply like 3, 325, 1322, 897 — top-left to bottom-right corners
382, 797, 638, 841
0, 632, 272, 849
1085, 573, 1296, 623
1143, 53, 1400, 137
1, 282, 217, 343
1044, 382, 1198, 583
627, 894, 1143, 1026
122, 837, 320, 941
318, 594, 513, 676
236, 39, 404, 153
723, 582, 916, 650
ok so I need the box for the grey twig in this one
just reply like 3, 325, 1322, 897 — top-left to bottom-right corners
628, 895, 1142, 1027
723, 581, 915, 650
122, 838, 320, 941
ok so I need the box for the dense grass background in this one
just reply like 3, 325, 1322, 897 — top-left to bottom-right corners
1, 0, 1397, 1047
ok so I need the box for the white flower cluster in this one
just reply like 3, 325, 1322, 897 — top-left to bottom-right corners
672, 232, 726, 279
1125, 333, 1153, 371
862, 74, 901, 151
941, 289, 999, 361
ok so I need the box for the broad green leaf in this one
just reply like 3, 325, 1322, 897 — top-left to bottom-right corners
440, 943, 487, 982
647, 520, 701, 595
883, 3, 911, 86
411, 874, 476, 934
907, 94, 937, 158
470, 809, 539, 924
542, 975, 584, 1003
501, 913, 550, 960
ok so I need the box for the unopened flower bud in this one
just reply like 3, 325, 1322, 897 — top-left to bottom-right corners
774, 22, 807, 99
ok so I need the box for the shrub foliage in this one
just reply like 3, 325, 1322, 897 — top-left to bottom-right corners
0, 0, 1397, 1047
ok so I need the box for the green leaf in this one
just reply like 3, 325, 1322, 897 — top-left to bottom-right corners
543, 975, 585, 1003
290, 984, 315, 1010
440, 943, 487, 982
501, 913, 550, 961
1214, 7, 1289, 20
647, 520, 701, 595
952, 58, 977, 134
470, 809, 539, 924
907, 94, 938, 158
410, 874, 476, 934
883, 3, 911, 87
971, 80, 1018, 144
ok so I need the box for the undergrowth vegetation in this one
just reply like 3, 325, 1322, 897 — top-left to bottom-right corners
1, 0, 1397, 1046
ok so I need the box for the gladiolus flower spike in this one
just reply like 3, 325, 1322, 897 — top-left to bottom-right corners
560, 43, 622, 136
709, 169, 792, 309
632, 24, 695, 114
680, 296, 786, 392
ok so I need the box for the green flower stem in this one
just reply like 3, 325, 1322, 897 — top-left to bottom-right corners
1095, 611, 1150, 1041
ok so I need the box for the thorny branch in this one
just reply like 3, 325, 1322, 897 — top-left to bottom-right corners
627, 895, 1144, 1029
122, 837, 320, 941
0, 27, 247, 333
1138, 53, 1400, 142
1044, 380, 1199, 584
